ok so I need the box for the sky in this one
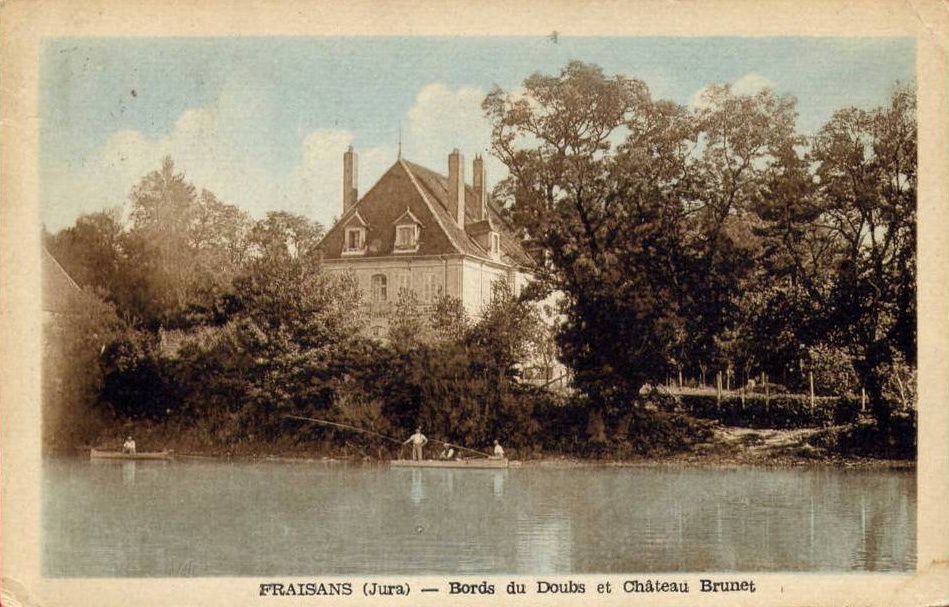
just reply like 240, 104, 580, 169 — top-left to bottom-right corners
40, 37, 914, 232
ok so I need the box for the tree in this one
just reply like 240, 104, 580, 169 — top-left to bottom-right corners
44, 208, 125, 295
119, 156, 253, 327
484, 62, 683, 408
247, 211, 324, 262
387, 289, 432, 349
680, 85, 801, 376
124, 156, 200, 323
171, 250, 367, 440
808, 84, 916, 427
429, 294, 469, 344
484, 62, 802, 411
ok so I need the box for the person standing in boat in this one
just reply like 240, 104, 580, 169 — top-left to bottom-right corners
404, 428, 428, 461
492, 440, 504, 459
122, 436, 136, 455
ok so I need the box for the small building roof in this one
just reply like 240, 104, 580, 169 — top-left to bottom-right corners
42, 248, 83, 314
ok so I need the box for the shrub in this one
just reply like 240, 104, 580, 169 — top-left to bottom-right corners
805, 344, 860, 396
532, 391, 714, 458
808, 410, 916, 460
100, 329, 181, 421
531, 395, 588, 454
679, 393, 843, 429
745, 382, 789, 396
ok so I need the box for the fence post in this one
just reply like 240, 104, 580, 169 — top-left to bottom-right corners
809, 371, 815, 412
763, 372, 770, 419
861, 387, 866, 412
716, 371, 722, 405
894, 372, 907, 407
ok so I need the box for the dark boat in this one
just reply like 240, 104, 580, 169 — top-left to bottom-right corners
90, 449, 173, 461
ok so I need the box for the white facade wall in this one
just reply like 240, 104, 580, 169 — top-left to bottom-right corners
325, 254, 567, 386
325, 255, 537, 331
460, 258, 509, 318
325, 256, 465, 335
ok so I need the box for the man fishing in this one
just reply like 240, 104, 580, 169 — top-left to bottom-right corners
404, 427, 428, 461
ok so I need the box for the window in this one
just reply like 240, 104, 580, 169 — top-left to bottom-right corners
491, 232, 501, 258
395, 225, 417, 250
397, 273, 410, 297
345, 227, 365, 252
423, 273, 442, 303
371, 274, 387, 302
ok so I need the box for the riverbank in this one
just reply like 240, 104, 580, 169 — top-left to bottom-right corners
71, 421, 914, 469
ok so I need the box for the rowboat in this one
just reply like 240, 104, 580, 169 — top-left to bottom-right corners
90, 449, 173, 461
390, 458, 511, 469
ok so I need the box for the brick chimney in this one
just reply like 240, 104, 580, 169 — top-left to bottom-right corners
448, 149, 465, 226
472, 154, 487, 220
343, 146, 358, 214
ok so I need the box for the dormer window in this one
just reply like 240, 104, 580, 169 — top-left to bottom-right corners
342, 211, 369, 256
395, 225, 418, 250
392, 207, 423, 254
345, 227, 366, 253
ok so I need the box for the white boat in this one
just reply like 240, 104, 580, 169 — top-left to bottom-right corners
390, 458, 511, 469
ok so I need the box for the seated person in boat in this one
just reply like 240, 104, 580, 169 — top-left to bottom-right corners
492, 440, 504, 459
439, 446, 455, 460
122, 436, 136, 454
403, 428, 428, 461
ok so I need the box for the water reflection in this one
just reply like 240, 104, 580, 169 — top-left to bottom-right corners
42, 459, 916, 577
410, 469, 424, 504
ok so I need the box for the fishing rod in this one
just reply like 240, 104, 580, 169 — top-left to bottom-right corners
427, 438, 491, 459
283, 414, 492, 458
283, 415, 403, 445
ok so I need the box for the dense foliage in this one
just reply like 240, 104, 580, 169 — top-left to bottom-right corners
679, 393, 866, 430
43, 62, 917, 459
484, 62, 916, 440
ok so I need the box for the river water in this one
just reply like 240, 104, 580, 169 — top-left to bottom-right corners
42, 458, 915, 576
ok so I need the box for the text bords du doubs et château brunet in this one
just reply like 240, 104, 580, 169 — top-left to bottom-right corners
258, 578, 757, 597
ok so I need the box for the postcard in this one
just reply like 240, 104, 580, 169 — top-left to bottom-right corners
1, 1, 947, 606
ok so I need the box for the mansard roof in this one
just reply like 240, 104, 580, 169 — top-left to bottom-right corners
319, 158, 535, 267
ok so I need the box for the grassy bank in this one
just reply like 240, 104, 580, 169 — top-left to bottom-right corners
82, 417, 914, 468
